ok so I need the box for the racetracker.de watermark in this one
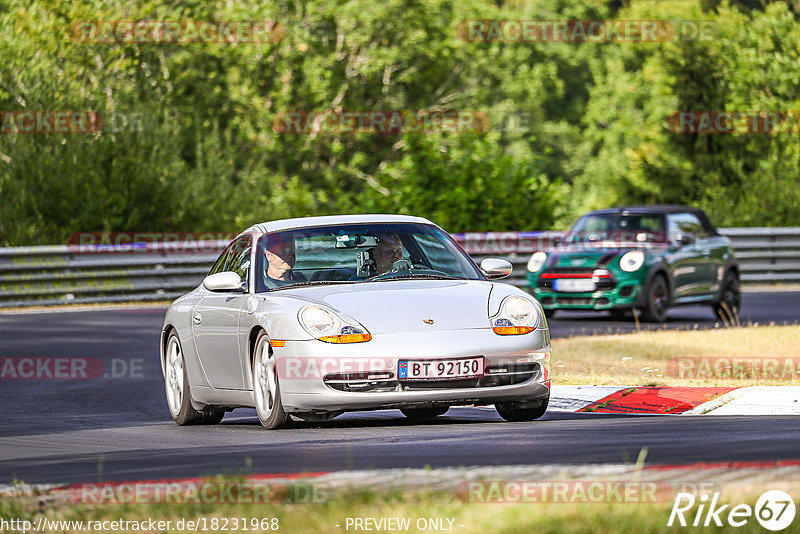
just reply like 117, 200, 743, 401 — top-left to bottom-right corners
458, 19, 720, 43
0, 357, 144, 380
69, 21, 284, 44
457, 480, 718, 503
66, 232, 236, 254
273, 110, 492, 134
1, 111, 158, 134
667, 111, 800, 135
274, 356, 395, 380
667, 357, 800, 381
70, 479, 327, 504
457, 20, 673, 42
453, 231, 663, 255
0, 111, 102, 134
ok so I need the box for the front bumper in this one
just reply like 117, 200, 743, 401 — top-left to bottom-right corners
271, 328, 551, 413
531, 285, 642, 310
528, 271, 646, 310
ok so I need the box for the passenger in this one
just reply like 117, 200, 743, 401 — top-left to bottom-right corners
372, 233, 405, 275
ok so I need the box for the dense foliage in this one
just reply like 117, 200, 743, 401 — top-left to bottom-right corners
1, 0, 799, 245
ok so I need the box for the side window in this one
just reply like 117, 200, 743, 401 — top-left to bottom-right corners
668, 213, 707, 242
227, 236, 252, 285
208, 243, 234, 275
208, 236, 251, 287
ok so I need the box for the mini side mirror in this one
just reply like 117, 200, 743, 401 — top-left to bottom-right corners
203, 271, 245, 292
676, 234, 695, 247
480, 258, 513, 280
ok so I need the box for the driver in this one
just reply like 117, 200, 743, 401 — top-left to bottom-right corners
372, 233, 404, 275
263, 234, 307, 287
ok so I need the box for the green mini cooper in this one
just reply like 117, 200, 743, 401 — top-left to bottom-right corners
526, 205, 740, 322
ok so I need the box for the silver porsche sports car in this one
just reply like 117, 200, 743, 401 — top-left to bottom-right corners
160, 215, 551, 429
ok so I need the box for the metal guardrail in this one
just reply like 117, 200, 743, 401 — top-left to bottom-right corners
0, 228, 798, 308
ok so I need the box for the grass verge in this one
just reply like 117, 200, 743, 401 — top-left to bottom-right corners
551, 324, 800, 386
1, 483, 793, 534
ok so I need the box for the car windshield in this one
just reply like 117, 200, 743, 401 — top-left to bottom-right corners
254, 222, 482, 292
568, 213, 667, 243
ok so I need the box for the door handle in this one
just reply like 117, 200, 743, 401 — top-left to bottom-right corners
701, 249, 710, 256
193, 312, 202, 325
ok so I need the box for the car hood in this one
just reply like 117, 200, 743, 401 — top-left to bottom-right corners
281, 279, 494, 334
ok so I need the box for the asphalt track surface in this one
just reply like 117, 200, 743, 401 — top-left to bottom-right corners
1, 291, 799, 485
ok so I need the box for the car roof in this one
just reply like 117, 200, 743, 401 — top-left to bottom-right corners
583, 205, 705, 215
240, 214, 438, 236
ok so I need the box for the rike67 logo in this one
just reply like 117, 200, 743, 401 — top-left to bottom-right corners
668, 490, 796, 531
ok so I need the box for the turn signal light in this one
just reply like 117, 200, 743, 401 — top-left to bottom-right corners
317, 333, 373, 344
492, 326, 535, 335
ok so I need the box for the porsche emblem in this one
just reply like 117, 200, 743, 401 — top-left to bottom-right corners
423, 319, 434, 325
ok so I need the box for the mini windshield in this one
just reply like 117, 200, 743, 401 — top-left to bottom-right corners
254, 223, 482, 292
568, 213, 667, 243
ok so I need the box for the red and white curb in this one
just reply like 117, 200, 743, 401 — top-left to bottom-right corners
550, 385, 800, 415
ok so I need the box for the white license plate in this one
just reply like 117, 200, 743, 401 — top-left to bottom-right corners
398, 357, 484, 380
553, 278, 596, 292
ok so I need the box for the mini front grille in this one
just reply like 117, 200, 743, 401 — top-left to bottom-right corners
557, 297, 594, 305
537, 270, 616, 291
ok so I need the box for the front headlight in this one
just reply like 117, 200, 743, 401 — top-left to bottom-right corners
527, 251, 547, 272
619, 250, 645, 272
299, 306, 371, 343
505, 296, 534, 324
493, 296, 539, 335
300, 306, 338, 336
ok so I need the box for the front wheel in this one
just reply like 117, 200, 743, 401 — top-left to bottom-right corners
640, 275, 669, 323
164, 332, 224, 425
495, 396, 549, 422
713, 271, 741, 322
252, 331, 289, 429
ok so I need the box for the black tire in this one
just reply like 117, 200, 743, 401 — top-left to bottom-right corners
640, 274, 669, 323
495, 396, 549, 422
400, 407, 449, 419
713, 271, 741, 322
293, 412, 339, 423
164, 332, 225, 426
252, 331, 289, 429
543, 308, 557, 319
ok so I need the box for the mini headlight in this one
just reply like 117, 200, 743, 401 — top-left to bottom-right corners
619, 250, 645, 272
527, 251, 547, 273
300, 306, 338, 336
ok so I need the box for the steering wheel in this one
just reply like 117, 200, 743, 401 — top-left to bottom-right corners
370, 259, 412, 280
390, 259, 413, 273
408, 262, 450, 277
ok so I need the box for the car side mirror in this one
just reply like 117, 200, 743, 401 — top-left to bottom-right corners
676, 234, 695, 247
480, 258, 512, 280
203, 271, 245, 292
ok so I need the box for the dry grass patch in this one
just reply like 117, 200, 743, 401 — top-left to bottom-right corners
551, 325, 800, 386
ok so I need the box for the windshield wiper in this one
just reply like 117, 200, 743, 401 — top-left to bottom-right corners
267, 280, 357, 291
371, 273, 458, 282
